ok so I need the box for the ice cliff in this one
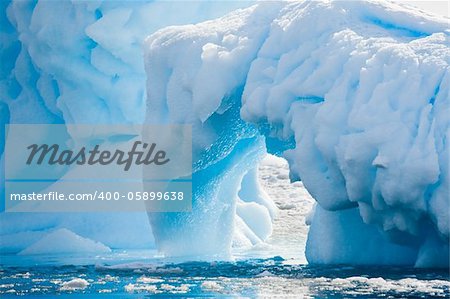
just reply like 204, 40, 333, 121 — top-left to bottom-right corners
144, 0, 449, 267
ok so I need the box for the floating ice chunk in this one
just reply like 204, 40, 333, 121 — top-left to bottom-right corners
201, 280, 223, 292
256, 270, 274, 277
124, 283, 157, 293
137, 277, 164, 284
60, 278, 89, 291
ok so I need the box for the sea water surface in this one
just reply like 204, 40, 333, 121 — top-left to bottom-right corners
1, 249, 449, 298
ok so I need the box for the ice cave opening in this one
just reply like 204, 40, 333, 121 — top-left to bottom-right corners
248, 154, 315, 264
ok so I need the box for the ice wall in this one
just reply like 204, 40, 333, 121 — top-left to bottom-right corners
0, 0, 258, 254
144, 0, 449, 267
1, 0, 253, 126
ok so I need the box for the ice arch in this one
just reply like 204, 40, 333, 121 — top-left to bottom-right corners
144, 0, 450, 267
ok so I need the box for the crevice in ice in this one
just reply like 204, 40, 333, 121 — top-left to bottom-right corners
294, 96, 325, 105
257, 124, 296, 157
364, 16, 428, 38
94, 8, 103, 20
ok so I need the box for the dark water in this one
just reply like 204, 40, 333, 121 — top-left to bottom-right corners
1, 254, 449, 298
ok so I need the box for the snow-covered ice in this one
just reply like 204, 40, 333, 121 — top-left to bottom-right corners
144, 0, 450, 267
59, 278, 89, 291
0, 0, 253, 254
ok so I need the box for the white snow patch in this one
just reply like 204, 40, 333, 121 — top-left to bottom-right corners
60, 278, 89, 291
201, 280, 224, 291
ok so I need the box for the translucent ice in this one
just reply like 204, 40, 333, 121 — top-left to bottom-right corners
0, 0, 255, 253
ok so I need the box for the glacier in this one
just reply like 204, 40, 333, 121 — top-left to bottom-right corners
143, 0, 449, 267
1, 0, 449, 268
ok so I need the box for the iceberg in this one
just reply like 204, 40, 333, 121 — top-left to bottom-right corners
0, 0, 254, 253
143, 0, 449, 266
1, 0, 449, 267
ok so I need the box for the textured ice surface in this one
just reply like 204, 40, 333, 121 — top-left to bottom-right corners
144, 0, 449, 266
0, 0, 254, 253
1, 0, 252, 126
